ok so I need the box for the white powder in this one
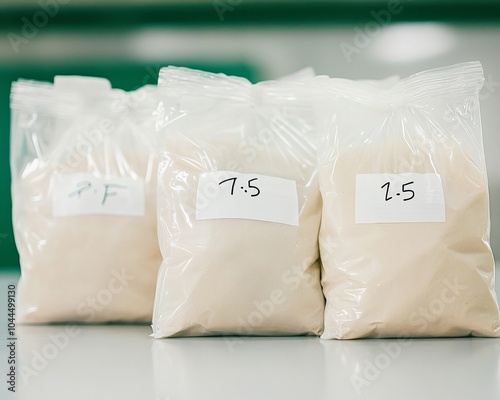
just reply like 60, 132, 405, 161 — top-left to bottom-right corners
152, 135, 325, 337
13, 146, 161, 323
319, 137, 500, 338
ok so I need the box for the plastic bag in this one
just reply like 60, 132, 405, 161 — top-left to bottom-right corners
10, 76, 161, 323
318, 61, 500, 339
152, 67, 325, 338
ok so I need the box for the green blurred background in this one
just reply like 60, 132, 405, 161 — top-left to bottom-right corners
1, 0, 500, 269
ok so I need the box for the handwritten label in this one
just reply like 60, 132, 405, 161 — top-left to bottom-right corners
52, 174, 145, 217
196, 171, 299, 226
355, 173, 445, 223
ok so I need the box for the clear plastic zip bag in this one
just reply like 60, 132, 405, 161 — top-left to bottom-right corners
152, 67, 325, 337
10, 77, 161, 323
318, 61, 500, 339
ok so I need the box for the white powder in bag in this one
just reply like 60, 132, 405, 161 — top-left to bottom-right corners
13, 146, 161, 323
11, 81, 162, 323
152, 134, 325, 337
319, 137, 500, 339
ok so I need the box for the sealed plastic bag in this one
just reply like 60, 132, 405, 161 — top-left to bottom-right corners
318, 61, 500, 339
152, 67, 325, 338
11, 76, 161, 323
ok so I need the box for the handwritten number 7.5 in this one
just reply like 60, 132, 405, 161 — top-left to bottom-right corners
219, 177, 260, 197
381, 181, 415, 202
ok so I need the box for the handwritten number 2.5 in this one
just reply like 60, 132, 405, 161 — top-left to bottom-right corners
381, 181, 415, 202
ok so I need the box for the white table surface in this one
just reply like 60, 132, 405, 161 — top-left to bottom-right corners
1, 268, 500, 400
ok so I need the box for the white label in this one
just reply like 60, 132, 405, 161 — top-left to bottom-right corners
52, 174, 145, 217
355, 173, 445, 223
196, 171, 299, 226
